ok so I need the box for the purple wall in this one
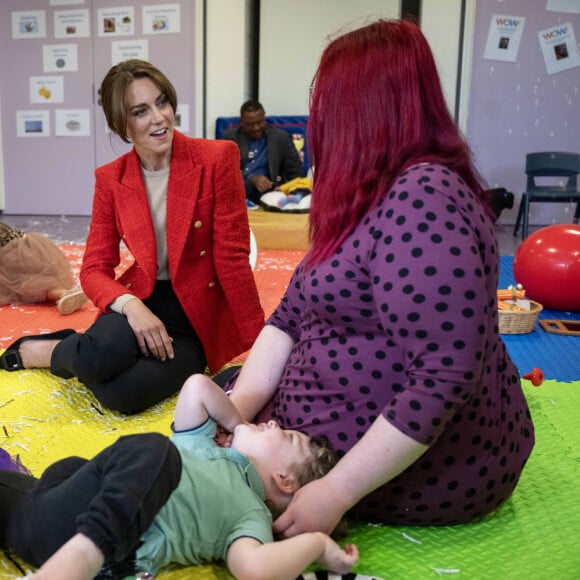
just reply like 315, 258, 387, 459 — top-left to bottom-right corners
467, 0, 580, 226
0, 0, 199, 216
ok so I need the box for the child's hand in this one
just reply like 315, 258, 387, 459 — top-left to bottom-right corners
316, 536, 359, 574
214, 426, 234, 448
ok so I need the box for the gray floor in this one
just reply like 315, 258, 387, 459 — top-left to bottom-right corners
0, 213, 536, 255
1, 214, 91, 245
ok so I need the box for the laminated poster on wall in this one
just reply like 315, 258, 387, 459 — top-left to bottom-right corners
483, 14, 525, 62
112, 39, 149, 65
97, 6, 135, 37
546, 0, 580, 14
538, 21, 580, 74
50, 0, 87, 5
11, 10, 47, 39
142, 3, 181, 35
42, 44, 79, 73
55, 109, 91, 137
16, 111, 51, 138
29, 76, 64, 105
175, 104, 190, 134
53, 9, 91, 39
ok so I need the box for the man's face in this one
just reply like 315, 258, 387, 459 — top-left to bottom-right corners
240, 109, 266, 140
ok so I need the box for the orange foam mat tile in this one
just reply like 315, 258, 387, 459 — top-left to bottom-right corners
0, 246, 305, 350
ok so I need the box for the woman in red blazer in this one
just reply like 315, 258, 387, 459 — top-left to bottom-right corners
0, 60, 264, 414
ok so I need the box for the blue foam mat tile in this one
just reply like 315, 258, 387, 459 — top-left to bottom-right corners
499, 256, 580, 383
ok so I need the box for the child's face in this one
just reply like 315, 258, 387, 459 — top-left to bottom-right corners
231, 421, 312, 470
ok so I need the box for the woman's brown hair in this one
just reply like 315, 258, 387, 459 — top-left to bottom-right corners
99, 59, 177, 143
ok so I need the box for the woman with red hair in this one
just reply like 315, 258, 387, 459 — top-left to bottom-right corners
224, 19, 534, 534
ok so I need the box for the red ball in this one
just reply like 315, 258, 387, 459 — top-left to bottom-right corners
513, 224, 580, 311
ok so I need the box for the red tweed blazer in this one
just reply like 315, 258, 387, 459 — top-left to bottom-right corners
80, 130, 264, 372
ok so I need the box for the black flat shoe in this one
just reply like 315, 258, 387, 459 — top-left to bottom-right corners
0, 329, 76, 372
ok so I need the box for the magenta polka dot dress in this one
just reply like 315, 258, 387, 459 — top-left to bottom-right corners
261, 163, 535, 526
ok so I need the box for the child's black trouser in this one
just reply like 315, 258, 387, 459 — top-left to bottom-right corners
0, 433, 181, 572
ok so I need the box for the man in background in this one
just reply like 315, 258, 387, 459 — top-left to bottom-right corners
222, 100, 304, 209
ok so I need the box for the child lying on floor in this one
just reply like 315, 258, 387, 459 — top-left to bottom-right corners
0, 373, 358, 580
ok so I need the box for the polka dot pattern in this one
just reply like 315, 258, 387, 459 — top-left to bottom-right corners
262, 163, 534, 525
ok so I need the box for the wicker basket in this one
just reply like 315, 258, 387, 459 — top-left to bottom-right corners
498, 300, 543, 334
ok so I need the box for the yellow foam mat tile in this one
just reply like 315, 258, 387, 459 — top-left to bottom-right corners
1, 364, 579, 579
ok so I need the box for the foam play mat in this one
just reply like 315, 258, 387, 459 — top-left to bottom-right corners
2, 371, 578, 579
1, 248, 579, 578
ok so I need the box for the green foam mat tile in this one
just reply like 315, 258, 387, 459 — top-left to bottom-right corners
1, 369, 578, 579
343, 380, 580, 579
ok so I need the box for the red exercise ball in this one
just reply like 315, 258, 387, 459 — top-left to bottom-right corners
513, 224, 580, 312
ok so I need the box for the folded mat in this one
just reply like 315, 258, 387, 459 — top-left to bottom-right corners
1, 367, 578, 578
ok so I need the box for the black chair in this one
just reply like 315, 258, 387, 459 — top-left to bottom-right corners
513, 151, 580, 239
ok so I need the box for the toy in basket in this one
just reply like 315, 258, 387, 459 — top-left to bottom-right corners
497, 284, 543, 334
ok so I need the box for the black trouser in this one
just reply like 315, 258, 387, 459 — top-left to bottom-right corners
244, 179, 269, 204
50, 281, 207, 414
1, 433, 181, 573
213, 365, 242, 389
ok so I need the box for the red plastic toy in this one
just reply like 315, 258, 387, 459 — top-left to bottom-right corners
513, 224, 580, 311
523, 368, 544, 387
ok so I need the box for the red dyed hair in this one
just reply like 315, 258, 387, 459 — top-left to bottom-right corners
307, 19, 485, 267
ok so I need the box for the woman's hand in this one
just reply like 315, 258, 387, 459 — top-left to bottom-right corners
273, 477, 349, 538
275, 417, 430, 539
123, 298, 174, 361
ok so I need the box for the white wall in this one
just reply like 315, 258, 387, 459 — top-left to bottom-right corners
188, 1, 469, 136
457, 0, 477, 135
421, 0, 463, 120
256, 1, 466, 118
205, 0, 251, 138
259, 0, 401, 115
421, 0, 477, 135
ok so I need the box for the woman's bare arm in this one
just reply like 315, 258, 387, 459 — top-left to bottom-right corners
229, 325, 294, 421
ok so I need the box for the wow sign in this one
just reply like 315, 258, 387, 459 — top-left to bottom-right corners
538, 21, 580, 75
484, 14, 526, 62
